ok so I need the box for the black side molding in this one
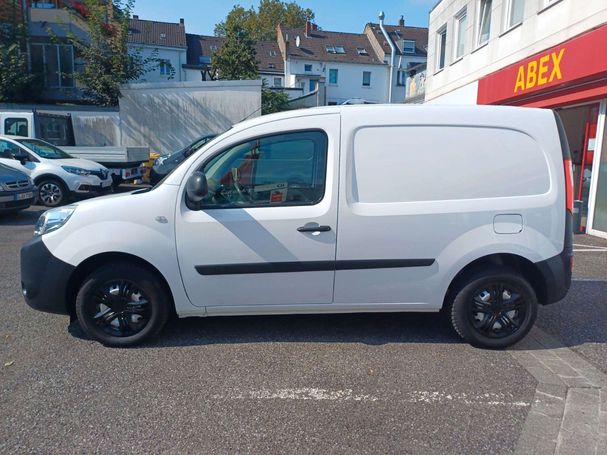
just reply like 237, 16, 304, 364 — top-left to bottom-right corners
195, 259, 435, 275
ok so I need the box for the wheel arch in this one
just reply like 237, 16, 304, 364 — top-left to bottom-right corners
65, 252, 176, 318
34, 173, 69, 189
443, 253, 548, 308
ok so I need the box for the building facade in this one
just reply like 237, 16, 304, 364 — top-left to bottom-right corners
127, 16, 187, 83
426, 0, 607, 238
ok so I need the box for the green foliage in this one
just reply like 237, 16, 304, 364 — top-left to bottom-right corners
211, 23, 258, 80
215, 0, 315, 41
261, 83, 290, 115
0, 4, 34, 102
62, 0, 157, 106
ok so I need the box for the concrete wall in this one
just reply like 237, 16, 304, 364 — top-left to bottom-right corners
426, 0, 607, 103
118, 80, 262, 153
128, 45, 187, 83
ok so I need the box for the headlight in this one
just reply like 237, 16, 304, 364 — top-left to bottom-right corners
34, 206, 77, 236
62, 166, 91, 176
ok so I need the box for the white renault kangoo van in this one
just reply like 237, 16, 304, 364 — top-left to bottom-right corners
21, 105, 573, 348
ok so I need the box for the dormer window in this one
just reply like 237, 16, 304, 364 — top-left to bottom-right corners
326, 45, 345, 54
356, 48, 368, 55
210, 45, 217, 52
160, 33, 166, 40
401, 40, 416, 53
269, 50, 277, 57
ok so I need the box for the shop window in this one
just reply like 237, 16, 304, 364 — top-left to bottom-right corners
436, 26, 447, 70
477, 0, 492, 46
454, 8, 467, 60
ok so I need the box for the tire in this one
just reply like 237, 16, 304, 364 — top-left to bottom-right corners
75, 263, 170, 347
448, 267, 538, 349
37, 178, 68, 207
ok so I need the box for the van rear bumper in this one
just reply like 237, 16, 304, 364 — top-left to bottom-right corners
535, 251, 572, 305
20, 236, 74, 315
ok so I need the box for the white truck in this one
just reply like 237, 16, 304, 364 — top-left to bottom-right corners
0, 111, 148, 186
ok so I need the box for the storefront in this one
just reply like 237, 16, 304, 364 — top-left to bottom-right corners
477, 23, 607, 239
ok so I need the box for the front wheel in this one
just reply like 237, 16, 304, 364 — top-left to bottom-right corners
37, 178, 68, 207
449, 268, 538, 349
75, 263, 170, 347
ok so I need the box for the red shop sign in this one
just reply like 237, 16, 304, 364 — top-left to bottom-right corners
478, 23, 607, 105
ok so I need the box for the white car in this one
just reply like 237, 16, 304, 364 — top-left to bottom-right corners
20, 105, 573, 348
0, 136, 113, 207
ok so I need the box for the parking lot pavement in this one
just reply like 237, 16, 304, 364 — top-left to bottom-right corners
0, 205, 605, 454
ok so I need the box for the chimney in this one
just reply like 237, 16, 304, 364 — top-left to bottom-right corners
133, 15, 139, 20
179, 18, 184, 26
399, 15, 405, 27
305, 20, 311, 37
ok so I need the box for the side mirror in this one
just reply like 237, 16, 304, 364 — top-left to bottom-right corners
185, 171, 208, 210
13, 152, 28, 165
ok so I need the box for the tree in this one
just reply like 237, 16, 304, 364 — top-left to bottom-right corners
211, 23, 258, 80
0, 2, 35, 102
215, 0, 315, 41
261, 83, 290, 115
62, 0, 157, 106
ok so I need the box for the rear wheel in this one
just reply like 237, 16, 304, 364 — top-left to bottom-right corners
449, 268, 538, 349
75, 263, 170, 347
37, 178, 67, 207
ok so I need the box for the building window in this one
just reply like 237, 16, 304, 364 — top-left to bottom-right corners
357, 48, 368, 55
397, 70, 406, 86
506, 0, 524, 28
269, 50, 277, 56
268, 63, 275, 69
477, 0, 492, 46
401, 40, 416, 53
304, 64, 312, 72
159, 59, 171, 75
273, 77, 282, 87
436, 26, 447, 70
454, 8, 467, 60
160, 33, 166, 40
326, 45, 346, 54
362, 71, 371, 87
210, 45, 218, 52
309, 79, 317, 92
329, 68, 338, 85
30, 43, 74, 88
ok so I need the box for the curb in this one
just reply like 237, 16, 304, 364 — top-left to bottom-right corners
511, 327, 606, 455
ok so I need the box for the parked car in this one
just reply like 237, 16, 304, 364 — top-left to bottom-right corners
0, 163, 36, 213
20, 105, 572, 348
0, 136, 112, 207
149, 134, 216, 185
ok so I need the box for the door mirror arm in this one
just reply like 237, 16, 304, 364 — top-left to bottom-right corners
185, 171, 208, 210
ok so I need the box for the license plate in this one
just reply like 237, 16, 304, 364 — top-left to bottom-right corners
16, 192, 33, 201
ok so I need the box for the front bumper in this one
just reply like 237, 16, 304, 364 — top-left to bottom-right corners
21, 236, 74, 315
0, 188, 36, 211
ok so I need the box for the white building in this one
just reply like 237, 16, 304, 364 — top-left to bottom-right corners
277, 19, 428, 105
426, 0, 607, 238
127, 16, 187, 83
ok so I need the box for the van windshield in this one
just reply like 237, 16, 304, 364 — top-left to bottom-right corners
16, 139, 73, 159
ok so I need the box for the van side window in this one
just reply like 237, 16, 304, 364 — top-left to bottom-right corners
4, 118, 29, 137
0, 139, 23, 159
200, 130, 327, 208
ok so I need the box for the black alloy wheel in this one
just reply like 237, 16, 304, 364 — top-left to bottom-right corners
449, 268, 538, 349
76, 263, 170, 347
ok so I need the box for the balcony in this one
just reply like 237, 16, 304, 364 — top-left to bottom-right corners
29, 7, 88, 38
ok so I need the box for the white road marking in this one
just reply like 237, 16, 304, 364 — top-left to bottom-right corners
211, 388, 531, 407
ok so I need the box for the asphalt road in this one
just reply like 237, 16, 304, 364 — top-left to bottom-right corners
0, 205, 605, 454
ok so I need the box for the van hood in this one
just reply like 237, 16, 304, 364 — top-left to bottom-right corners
53, 158, 108, 171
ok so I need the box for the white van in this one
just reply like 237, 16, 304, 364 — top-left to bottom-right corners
20, 105, 573, 348
0, 136, 113, 206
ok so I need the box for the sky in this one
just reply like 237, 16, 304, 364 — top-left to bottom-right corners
133, 0, 437, 36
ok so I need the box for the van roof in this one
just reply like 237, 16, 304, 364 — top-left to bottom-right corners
231, 103, 550, 134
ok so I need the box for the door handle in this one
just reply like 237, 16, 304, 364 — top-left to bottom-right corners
297, 224, 332, 232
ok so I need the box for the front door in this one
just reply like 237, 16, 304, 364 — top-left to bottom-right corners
176, 114, 340, 308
